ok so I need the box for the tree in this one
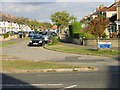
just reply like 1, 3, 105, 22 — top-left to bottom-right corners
87, 16, 109, 37
41, 22, 52, 29
51, 11, 77, 33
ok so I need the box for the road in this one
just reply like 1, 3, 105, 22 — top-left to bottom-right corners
2, 39, 119, 67
2, 71, 119, 89
1, 39, 119, 90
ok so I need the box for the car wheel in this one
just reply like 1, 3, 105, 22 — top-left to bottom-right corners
42, 42, 45, 46
27, 44, 31, 46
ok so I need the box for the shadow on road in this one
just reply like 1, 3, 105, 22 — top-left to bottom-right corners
107, 66, 120, 89
2, 73, 58, 90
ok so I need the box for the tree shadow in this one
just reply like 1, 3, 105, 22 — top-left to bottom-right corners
112, 56, 120, 61
1, 73, 58, 90
107, 66, 120, 90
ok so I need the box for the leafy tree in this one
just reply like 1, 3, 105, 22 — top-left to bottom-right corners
41, 22, 52, 29
87, 17, 109, 37
51, 11, 77, 32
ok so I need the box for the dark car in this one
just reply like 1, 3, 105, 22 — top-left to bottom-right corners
28, 31, 35, 37
28, 35, 45, 46
18, 31, 26, 38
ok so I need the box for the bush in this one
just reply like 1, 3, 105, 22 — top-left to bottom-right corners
69, 22, 82, 37
79, 32, 96, 39
3, 33, 9, 39
84, 32, 96, 39
102, 33, 107, 38
71, 22, 82, 34
50, 36, 59, 45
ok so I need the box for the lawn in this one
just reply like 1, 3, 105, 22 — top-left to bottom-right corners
2, 60, 82, 70
45, 44, 120, 57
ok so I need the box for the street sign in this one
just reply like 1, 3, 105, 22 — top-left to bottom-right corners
98, 42, 111, 49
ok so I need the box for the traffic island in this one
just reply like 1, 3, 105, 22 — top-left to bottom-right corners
2, 67, 97, 73
2, 59, 97, 73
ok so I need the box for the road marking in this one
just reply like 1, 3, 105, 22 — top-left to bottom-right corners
64, 85, 77, 89
2, 84, 63, 87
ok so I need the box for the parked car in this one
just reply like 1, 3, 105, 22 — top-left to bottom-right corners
42, 31, 51, 43
28, 31, 35, 37
18, 31, 26, 38
28, 35, 45, 46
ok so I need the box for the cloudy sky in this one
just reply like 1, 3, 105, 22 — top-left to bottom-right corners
1, 0, 115, 22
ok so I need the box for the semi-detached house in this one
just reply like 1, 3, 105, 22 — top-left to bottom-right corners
0, 12, 32, 34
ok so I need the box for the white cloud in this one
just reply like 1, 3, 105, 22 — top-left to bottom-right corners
1, 0, 114, 2
2, 2, 113, 22
56, 0, 114, 2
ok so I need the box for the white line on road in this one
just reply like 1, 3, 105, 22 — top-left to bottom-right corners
64, 85, 77, 89
1, 84, 63, 87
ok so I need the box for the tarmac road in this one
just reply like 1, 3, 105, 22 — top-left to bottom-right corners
1, 39, 119, 90
2, 39, 119, 67
2, 71, 119, 89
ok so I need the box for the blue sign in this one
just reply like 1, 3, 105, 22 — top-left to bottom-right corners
98, 42, 111, 49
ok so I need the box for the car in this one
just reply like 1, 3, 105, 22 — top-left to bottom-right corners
42, 31, 51, 43
18, 31, 26, 38
28, 31, 35, 37
28, 35, 45, 46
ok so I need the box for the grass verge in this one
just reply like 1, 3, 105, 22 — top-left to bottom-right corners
0, 42, 15, 47
1, 60, 96, 73
0, 38, 28, 47
45, 44, 120, 57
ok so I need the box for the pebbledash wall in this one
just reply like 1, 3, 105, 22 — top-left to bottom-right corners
73, 38, 119, 48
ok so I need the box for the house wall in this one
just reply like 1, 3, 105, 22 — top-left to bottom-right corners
106, 11, 117, 18
117, 3, 120, 20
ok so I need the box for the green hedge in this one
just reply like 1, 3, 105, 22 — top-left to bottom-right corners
3, 33, 9, 39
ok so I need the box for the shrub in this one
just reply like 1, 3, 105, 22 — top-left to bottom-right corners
79, 32, 96, 39
50, 36, 59, 45
3, 33, 9, 39
69, 22, 82, 37
84, 32, 96, 39
71, 22, 82, 34
102, 33, 107, 38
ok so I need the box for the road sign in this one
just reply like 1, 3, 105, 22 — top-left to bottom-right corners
98, 42, 111, 49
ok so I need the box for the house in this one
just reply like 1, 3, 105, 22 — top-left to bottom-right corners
0, 12, 32, 34
115, 0, 120, 37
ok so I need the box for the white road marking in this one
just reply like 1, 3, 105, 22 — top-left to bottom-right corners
1, 84, 63, 87
64, 85, 77, 89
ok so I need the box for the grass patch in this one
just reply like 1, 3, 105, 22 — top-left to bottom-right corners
45, 44, 120, 56
0, 42, 15, 47
1, 38, 29, 47
2, 60, 82, 71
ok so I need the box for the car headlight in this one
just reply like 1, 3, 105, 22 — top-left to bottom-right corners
29, 41, 32, 43
39, 41, 42, 43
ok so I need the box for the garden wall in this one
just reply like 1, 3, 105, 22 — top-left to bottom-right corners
73, 38, 119, 48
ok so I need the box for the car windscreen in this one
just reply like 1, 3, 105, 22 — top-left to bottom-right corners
32, 36, 42, 39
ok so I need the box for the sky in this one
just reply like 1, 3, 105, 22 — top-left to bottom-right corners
1, 0, 115, 22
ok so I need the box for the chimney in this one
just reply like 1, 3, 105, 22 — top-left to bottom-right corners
116, 0, 120, 2
99, 5, 104, 10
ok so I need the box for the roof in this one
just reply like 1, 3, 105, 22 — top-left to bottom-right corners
107, 3, 116, 11
96, 3, 116, 12
96, 5, 108, 12
52, 25, 57, 29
